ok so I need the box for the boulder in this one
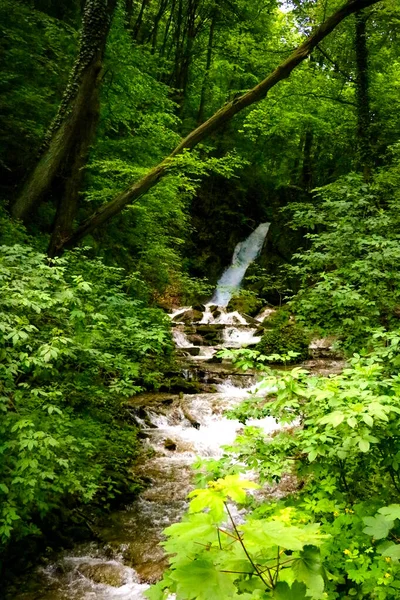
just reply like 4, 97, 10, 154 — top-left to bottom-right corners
172, 309, 203, 323
192, 303, 206, 312
78, 562, 126, 587
164, 438, 177, 451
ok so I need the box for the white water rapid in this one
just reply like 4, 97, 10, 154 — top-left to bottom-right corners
210, 222, 270, 307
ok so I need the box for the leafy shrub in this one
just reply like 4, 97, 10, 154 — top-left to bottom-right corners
287, 149, 400, 346
226, 289, 263, 316
256, 323, 311, 362
0, 244, 173, 554
148, 331, 400, 599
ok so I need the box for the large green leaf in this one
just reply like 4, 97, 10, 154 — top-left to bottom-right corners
382, 544, 400, 561
291, 546, 325, 597
242, 520, 328, 552
170, 559, 237, 600
363, 514, 394, 539
163, 513, 217, 557
378, 505, 400, 521
272, 581, 308, 600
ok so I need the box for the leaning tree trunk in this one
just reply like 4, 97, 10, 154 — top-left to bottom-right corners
57, 0, 382, 253
354, 10, 372, 178
11, 0, 117, 224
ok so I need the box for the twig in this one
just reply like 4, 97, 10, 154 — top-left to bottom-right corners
224, 502, 272, 588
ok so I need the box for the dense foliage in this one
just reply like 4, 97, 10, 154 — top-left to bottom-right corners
0, 241, 173, 557
287, 145, 400, 347
1, 0, 400, 594
151, 334, 400, 599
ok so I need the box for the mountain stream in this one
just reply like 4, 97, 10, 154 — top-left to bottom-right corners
7, 225, 343, 599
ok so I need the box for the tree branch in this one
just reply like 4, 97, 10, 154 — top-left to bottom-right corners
60, 0, 383, 253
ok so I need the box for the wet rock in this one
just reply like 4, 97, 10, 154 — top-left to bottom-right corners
164, 438, 177, 451
309, 337, 341, 359
182, 406, 200, 429
172, 309, 203, 323
255, 306, 276, 322
197, 324, 225, 332
212, 309, 222, 319
206, 355, 223, 364
242, 313, 259, 326
78, 562, 126, 587
186, 334, 206, 345
136, 559, 168, 584
186, 346, 201, 356
192, 303, 206, 312
159, 379, 200, 394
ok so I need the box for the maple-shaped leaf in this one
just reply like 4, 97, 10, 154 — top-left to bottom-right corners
212, 474, 260, 503
363, 514, 394, 539
188, 488, 226, 521
242, 520, 328, 552
382, 544, 400, 561
291, 546, 325, 598
378, 504, 400, 521
272, 581, 308, 599
170, 559, 237, 600
163, 513, 218, 557
144, 579, 169, 600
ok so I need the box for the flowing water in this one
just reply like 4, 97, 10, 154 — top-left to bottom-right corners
9, 313, 280, 600
210, 222, 270, 307
7, 223, 343, 599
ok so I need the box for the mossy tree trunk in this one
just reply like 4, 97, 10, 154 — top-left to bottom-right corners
11, 0, 117, 231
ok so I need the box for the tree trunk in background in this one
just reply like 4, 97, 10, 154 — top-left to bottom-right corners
56, 0, 382, 252
11, 0, 117, 223
197, 4, 217, 124
354, 10, 372, 178
131, 0, 150, 41
301, 129, 314, 190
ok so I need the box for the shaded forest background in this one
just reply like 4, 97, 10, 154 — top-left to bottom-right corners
1, 0, 400, 588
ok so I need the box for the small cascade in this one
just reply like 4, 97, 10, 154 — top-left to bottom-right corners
211, 222, 270, 307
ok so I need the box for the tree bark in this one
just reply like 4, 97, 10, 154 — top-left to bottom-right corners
11, 0, 117, 223
354, 10, 372, 178
197, 4, 217, 124
59, 0, 383, 252
47, 81, 101, 257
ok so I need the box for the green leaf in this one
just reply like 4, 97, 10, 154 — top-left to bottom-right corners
170, 559, 237, 600
378, 505, 400, 521
319, 411, 345, 427
291, 546, 325, 597
382, 544, 400, 561
363, 514, 394, 539
188, 488, 225, 522
362, 414, 374, 427
242, 521, 328, 552
144, 580, 169, 600
358, 439, 370, 452
272, 581, 308, 600
163, 513, 217, 554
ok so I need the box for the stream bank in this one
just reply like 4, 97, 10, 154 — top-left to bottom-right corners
5, 305, 344, 600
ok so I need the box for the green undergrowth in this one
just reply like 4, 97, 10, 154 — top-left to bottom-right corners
147, 331, 400, 599
0, 243, 174, 567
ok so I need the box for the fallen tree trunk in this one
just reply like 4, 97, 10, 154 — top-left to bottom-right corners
57, 0, 383, 253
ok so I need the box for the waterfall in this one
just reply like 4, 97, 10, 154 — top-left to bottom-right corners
210, 222, 270, 307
